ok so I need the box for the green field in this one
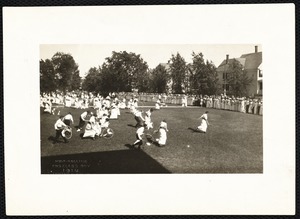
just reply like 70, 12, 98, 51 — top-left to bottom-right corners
41, 105, 263, 174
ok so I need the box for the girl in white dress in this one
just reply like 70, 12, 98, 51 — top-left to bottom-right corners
156, 120, 168, 147
259, 100, 263, 115
197, 111, 209, 133
145, 108, 154, 130
110, 103, 119, 119
240, 98, 246, 113
155, 99, 161, 110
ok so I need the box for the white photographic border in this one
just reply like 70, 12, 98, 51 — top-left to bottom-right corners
4, 4, 295, 215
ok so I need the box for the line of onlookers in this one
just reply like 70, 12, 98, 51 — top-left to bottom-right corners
40, 91, 262, 115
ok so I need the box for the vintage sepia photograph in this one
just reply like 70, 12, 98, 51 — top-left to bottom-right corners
40, 44, 263, 174
4, 4, 294, 215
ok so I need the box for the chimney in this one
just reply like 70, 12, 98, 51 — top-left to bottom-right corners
255, 45, 258, 53
226, 54, 229, 64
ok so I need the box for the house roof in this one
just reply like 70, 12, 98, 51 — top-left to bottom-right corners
240, 52, 262, 70
217, 51, 262, 71
217, 58, 246, 72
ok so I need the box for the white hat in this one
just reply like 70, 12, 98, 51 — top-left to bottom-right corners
160, 121, 168, 130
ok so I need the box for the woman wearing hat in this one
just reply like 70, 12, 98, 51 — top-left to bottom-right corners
155, 120, 168, 147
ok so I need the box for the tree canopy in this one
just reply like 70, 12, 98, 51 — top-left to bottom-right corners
41, 50, 256, 97
190, 52, 219, 95
168, 53, 187, 94
98, 51, 149, 94
226, 59, 253, 96
40, 59, 56, 94
40, 52, 81, 94
81, 67, 101, 93
149, 64, 170, 93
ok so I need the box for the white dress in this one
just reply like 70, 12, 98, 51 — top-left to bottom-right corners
83, 123, 96, 138
144, 111, 153, 129
157, 128, 167, 145
197, 113, 208, 133
110, 107, 119, 119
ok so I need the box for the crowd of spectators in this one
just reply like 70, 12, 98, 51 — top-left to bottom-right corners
40, 91, 262, 116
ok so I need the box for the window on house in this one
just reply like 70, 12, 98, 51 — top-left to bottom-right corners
259, 69, 263, 77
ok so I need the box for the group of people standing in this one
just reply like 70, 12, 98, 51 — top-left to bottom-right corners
198, 95, 263, 115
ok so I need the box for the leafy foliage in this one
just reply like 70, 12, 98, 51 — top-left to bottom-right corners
98, 51, 149, 93
149, 64, 170, 93
226, 59, 253, 96
190, 52, 219, 95
40, 59, 56, 94
168, 53, 187, 94
81, 67, 102, 93
48, 52, 82, 93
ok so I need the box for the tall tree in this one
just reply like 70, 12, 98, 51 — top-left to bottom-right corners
191, 52, 219, 95
51, 52, 81, 93
226, 59, 253, 96
82, 67, 102, 92
150, 64, 170, 93
99, 51, 149, 93
205, 60, 219, 95
40, 59, 56, 94
168, 53, 187, 94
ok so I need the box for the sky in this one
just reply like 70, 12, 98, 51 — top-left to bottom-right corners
40, 44, 262, 77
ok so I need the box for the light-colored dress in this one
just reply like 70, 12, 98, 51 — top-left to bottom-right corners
155, 100, 161, 109
259, 102, 263, 115
110, 105, 119, 119
83, 122, 96, 138
157, 128, 167, 145
240, 99, 245, 113
197, 113, 208, 133
253, 101, 258, 114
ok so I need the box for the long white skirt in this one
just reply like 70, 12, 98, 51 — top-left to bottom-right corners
119, 102, 126, 109
197, 120, 208, 133
156, 129, 167, 145
110, 108, 119, 119
83, 128, 96, 138
155, 103, 160, 109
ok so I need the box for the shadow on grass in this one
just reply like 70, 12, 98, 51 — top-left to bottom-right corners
48, 136, 56, 142
188, 127, 202, 133
47, 136, 66, 144
41, 149, 171, 174
127, 124, 137, 128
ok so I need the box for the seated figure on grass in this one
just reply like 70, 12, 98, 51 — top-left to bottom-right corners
196, 111, 209, 133
155, 120, 168, 147
83, 113, 101, 140
43, 99, 52, 114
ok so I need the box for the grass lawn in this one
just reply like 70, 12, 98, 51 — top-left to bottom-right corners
41, 105, 263, 174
